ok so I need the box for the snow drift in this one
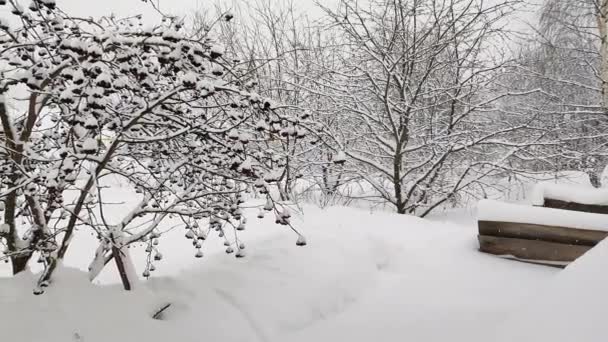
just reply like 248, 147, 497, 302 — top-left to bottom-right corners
494, 238, 608, 342
0, 206, 557, 342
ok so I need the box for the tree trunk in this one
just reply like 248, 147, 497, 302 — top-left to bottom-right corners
11, 255, 29, 275
597, 0, 608, 110
1, 101, 30, 275
396, 202, 406, 214
595, 1, 608, 187
589, 170, 601, 188
393, 148, 406, 214
112, 245, 133, 291
110, 232, 138, 291
277, 183, 290, 201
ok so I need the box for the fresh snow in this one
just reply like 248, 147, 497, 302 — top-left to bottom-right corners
478, 199, 608, 231
334, 151, 346, 163
495, 237, 608, 342
0, 205, 558, 342
80, 137, 98, 154
210, 44, 225, 56
530, 182, 608, 206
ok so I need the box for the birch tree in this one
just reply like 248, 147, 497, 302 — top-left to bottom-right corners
524, 0, 608, 186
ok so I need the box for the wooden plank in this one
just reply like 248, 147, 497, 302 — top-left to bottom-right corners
478, 220, 608, 246
499, 255, 567, 269
478, 235, 592, 263
543, 198, 608, 215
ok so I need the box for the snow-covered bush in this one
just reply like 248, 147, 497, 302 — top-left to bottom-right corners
0, 0, 305, 292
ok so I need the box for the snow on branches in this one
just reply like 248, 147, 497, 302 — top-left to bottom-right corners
0, 0, 305, 292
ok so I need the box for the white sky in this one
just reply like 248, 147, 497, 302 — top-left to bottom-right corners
52, 0, 331, 21
0, 0, 540, 31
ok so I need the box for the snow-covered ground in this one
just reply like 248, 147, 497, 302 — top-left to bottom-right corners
495, 237, 608, 342
0, 204, 564, 342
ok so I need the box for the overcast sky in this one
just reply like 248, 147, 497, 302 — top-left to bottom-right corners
0, 0, 540, 31
50, 0, 331, 21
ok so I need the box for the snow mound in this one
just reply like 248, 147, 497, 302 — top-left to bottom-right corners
478, 199, 608, 231
495, 238, 608, 342
0, 206, 558, 342
0, 266, 170, 342
0, 207, 395, 342
530, 182, 608, 206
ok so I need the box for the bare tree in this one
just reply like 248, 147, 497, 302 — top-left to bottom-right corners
192, 0, 346, 202
514, 0, 608, 186
304, 0, 528, 215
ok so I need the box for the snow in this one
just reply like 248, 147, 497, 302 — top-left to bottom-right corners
264, 168, 283, 182
211, 63, 224, 76
600, 164, 608, 187
180, 71, 198, 87
478, 199, 608, 231
494, 238, 608, 342
87, 44, 103, 57
161, 29, 182, 42
334, 150, 346, 163
210, 44, 225, 57
83, 117, 98, 130
0, 17, 9, 30
94, 72, 111, 88
530, 182, 608, 206
239, 156, 253, 172
0, 267, 167, 342
80, 137, 97, 153
0, 204, 559, 342
255, 119, 269, 131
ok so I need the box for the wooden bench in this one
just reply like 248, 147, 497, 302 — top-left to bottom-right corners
478, 221, 608, 267
541, 198, 608, 215
477, 199, 608, 267
532, 183, 608, 214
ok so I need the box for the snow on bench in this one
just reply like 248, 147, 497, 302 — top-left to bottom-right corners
530, 183, 608, 214
477, 200, 608, 267
479, 200, 608, 232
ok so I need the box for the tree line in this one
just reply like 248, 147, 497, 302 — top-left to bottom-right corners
0, 0, 605, 290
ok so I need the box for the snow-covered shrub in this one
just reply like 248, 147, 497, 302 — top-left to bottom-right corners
0, 0, 305, 292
